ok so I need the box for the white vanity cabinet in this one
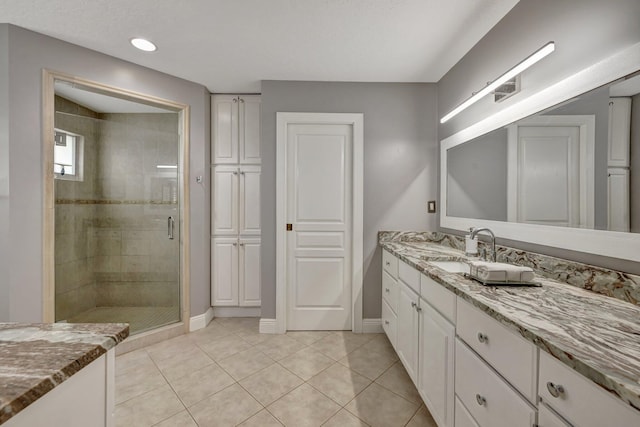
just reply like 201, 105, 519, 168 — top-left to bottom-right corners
381, 250, 399, 348
538, 351, 640, 427
211, 94, 261, 165
396, 277, 420, 383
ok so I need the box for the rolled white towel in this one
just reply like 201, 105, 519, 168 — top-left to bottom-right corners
469, 261, 535, 283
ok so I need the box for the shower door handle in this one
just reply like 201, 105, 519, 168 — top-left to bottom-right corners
168, 216, 175, 240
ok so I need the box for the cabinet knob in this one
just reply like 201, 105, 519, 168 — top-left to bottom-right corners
384, 320, 390, 325
233, 171, 238, 175
546, 382, 565, 398
411, 301, 417, 308
477, 332, 488, 343
416, 306, 422, 313
385, 261, 390, 266
233, 98, 238, 103
385, 288, 390, 293
233, 242, 237, 246
239, 242, 245, 246
240, 98, 245, 103
475, 394, 486, 406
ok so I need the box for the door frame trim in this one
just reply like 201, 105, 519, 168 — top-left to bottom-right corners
275, 112, 364, 333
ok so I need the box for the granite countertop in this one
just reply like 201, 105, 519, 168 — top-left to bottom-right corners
380, 240, 640, 413
0, 322, 129, 425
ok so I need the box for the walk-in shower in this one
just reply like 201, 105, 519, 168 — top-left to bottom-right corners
45, 75, 188, 336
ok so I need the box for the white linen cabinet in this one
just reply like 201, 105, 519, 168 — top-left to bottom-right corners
211, 95, 261, 308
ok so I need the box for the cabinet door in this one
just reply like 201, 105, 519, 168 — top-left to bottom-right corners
419, 301, 455, 427
212, 95, 239, 164
212, 166, 239, 235
211, 237, 239, 306
239, 95, 261, 164
538, 402, 571, 427
239, 238, 261, 307
607, 97, 631, 167
607, 168, 630, 232
396, 281, 420, 384
239, 165, 261, 235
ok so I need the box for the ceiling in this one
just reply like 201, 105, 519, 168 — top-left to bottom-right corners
1, 0, 520, 93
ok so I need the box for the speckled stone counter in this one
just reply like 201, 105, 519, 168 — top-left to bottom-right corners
379, 235, 640, 413
0, 323, 129, 425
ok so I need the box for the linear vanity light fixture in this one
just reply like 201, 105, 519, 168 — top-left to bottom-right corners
440, 41, 555, 124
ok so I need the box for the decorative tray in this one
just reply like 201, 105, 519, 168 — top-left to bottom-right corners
463, 273, 541, 287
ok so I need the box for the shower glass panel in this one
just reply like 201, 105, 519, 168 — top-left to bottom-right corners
53, 82, 181, 335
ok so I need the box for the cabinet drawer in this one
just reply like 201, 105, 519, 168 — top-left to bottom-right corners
382, 270, 398, 313
399, 259, 420, 294
455, 339, 536, 427
456, 298, 537, 402
539, 351, 640, 427
454, 397, 480, 427
420, 273, 456, 324
381, 299, 397, 349
538, 402, 570, 427
382, 250, 398, 278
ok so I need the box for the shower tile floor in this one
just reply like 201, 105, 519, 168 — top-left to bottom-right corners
115, 317, 438, 427
68, 306, 180, 335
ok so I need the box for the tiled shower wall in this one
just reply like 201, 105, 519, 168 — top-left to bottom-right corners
54, 96, 180, 321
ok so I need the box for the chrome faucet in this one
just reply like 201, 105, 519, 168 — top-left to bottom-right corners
470, 227, 496, 262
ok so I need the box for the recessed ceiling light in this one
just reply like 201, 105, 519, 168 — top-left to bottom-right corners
130, 38, 157, 52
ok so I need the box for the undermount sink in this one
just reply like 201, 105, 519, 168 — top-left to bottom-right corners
428, 261, 470, 274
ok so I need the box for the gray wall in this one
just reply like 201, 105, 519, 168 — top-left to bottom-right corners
0, 24, 211, 322
437, 0, 640, 274
447, 128, 508, 221
0, 25, 9, 320
632, 94, 640, 232
261, 81, 438, 319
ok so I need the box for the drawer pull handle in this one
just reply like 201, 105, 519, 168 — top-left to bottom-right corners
477, 332, 488, 343
411, 301, 417, 308
546, 382, 565, 398
385, 288, 390, 293
416, 306, 422, 313
384, 320, 390, 325
475, 394, 486, 406
385, 261, 390, 266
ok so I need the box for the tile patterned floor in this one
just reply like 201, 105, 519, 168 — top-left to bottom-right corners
115, 317, 438, 427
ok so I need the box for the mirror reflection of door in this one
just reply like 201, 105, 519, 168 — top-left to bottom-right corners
507, 116, 594, 228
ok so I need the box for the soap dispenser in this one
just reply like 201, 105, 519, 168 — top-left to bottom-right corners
465, 227, 478, 257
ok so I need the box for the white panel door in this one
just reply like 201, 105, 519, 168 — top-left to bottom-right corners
211, 237, 239, 306
239, 95, 261, 164
212, 166, 239, 236
396, 281, 420, 384
608, 168, 630, 232
418, 301, 455, 427
287, 123, 352, 330
512, 125, 581, 226
239, 165, 261, 235
239, 238, 261, 307
212, 95, 239, 164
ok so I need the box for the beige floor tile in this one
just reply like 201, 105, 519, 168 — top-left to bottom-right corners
338, 346, 398, 380
146, 335, 197, 362
307, 363, 371, 406
168, 363, 236, 407
116, 362, 167, 404
197, 333, 252, 361
331, 331, 378, 347
115, 383, 184, 427
256, 334, 307, 360
322, 409, 370, 427
234, 328, 273, 345
286, 330, 331, 345
406, 405, 438, 427
310, 334, 363, 360
153, 410, 197, 427
239, 363, 304, 406
268, 384, 341, 427
375, 361, 422, 404
188, 322, 234, 344
361, 334, 397, 358
237, 409, 284, 426
154, 345, 215, 382
189, 383, 263, 427
278, 347, 334, 380
115, 348, 155, 375
345, 383, 419, 427
217, 347, 275, 380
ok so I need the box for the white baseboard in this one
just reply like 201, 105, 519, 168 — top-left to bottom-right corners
259, 318, 277, 334
212, 307, 261, 318
189, 307, 214, 332
362, 318, 383, 333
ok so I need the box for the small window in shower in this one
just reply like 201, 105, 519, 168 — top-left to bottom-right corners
54, 129, 84, 181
